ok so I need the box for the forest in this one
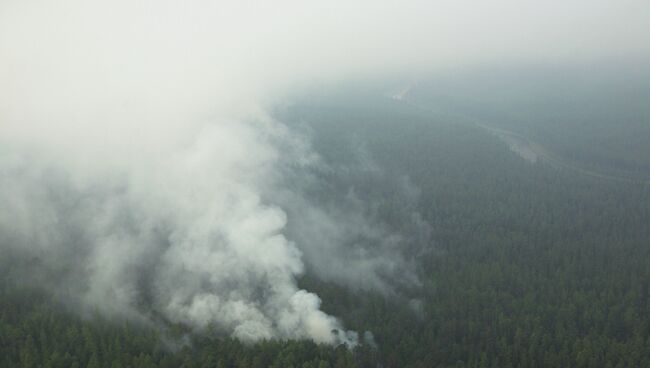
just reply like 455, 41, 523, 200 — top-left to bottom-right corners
2, 72, 650, 367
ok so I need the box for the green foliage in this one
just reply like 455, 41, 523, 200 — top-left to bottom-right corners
0, 282, 369, 367
3, 86, 650, 367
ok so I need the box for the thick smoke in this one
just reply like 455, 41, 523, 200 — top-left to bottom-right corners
0, 117, 360, 344
1, 0, 649, 344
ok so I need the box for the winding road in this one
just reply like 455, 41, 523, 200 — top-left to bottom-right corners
391, 94, 650, 185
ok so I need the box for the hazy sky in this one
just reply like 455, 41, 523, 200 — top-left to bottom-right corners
1, 0, 649, 344
2, 1, 649, 129
2, 0, 649, 158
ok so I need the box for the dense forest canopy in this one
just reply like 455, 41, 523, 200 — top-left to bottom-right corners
3, 68, 650, 367
3, 0, 650, 365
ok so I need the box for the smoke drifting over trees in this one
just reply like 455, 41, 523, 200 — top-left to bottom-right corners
1, 0, 649, 345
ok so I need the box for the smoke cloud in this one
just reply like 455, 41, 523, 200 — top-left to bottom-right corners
1, 0, 649, 344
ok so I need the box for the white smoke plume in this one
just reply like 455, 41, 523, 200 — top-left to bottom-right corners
0, 116, 361, 344
1, 0, 649, 344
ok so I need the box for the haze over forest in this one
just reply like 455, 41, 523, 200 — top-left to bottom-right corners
1, 1, 650, 367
